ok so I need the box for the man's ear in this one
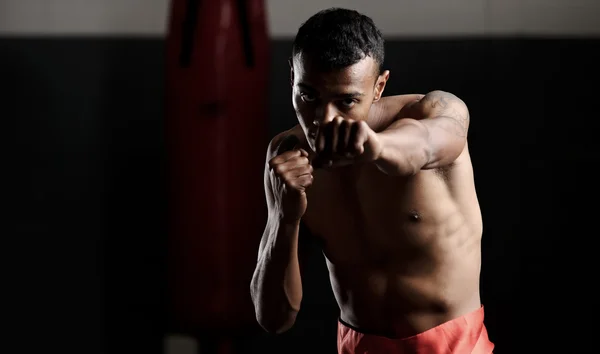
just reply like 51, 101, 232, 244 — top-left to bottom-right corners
288, 57, 294, 87
373, 70, 390, 102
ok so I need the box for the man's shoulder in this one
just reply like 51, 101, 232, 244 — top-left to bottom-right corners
267, 125, 306, 159
369, 94, 425, 130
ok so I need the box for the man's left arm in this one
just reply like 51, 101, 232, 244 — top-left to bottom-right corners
373, 90, 470, 176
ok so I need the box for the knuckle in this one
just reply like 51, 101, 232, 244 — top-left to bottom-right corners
283, 175, 294, 185
274, 165, 285, 175
291, 156, 305, 165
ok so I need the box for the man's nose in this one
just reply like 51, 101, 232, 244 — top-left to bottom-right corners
314, 103, 338, 124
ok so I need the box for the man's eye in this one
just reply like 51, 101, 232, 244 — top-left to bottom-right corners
341, 98, 356, 107
300, 92, 316, 102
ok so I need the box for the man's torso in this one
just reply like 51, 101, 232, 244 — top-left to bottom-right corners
287, 125, 483, 338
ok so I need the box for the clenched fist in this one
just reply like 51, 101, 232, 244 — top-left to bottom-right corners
268, 136, 314, 223
314, 116, 382, 168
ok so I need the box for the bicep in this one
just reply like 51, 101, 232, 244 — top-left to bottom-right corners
257, 136, 281, 261
256, 165, 273, 262
421, 91, 470, 157
263, 160, 276, 211
388, 91, 470, 168
419, 115, 468, 168
263, 132, 288, 211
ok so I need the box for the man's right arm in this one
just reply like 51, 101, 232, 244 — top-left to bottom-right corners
250, 133, 306, 334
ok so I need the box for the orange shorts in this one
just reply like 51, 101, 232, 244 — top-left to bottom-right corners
337, 306, 494, 354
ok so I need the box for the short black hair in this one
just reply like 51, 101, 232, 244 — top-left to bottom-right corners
292, 8, 385, 74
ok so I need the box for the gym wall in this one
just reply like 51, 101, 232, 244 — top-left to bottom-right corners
2, 0, 598, 36
2, 1, 598, 353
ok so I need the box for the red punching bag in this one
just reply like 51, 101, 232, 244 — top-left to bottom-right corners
165, 0, 270, 333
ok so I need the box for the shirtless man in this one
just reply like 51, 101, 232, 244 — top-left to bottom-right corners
250, 8, 494, 354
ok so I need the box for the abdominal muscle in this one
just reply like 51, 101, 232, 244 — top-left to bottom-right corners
325, 227, 483, 338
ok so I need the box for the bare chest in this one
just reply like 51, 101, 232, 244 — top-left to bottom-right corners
302, 164, 455, 266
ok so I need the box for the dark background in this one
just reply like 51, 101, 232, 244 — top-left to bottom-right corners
3, 37, 599, 353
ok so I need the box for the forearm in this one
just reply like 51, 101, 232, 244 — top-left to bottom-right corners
250, 217, 303, 333
374, 119, 431, 176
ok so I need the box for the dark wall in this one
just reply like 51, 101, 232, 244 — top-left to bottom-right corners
3, 37, 599, 354
2, 38, 168, 354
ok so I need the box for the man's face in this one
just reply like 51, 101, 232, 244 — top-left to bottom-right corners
290, 53, 389, 151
